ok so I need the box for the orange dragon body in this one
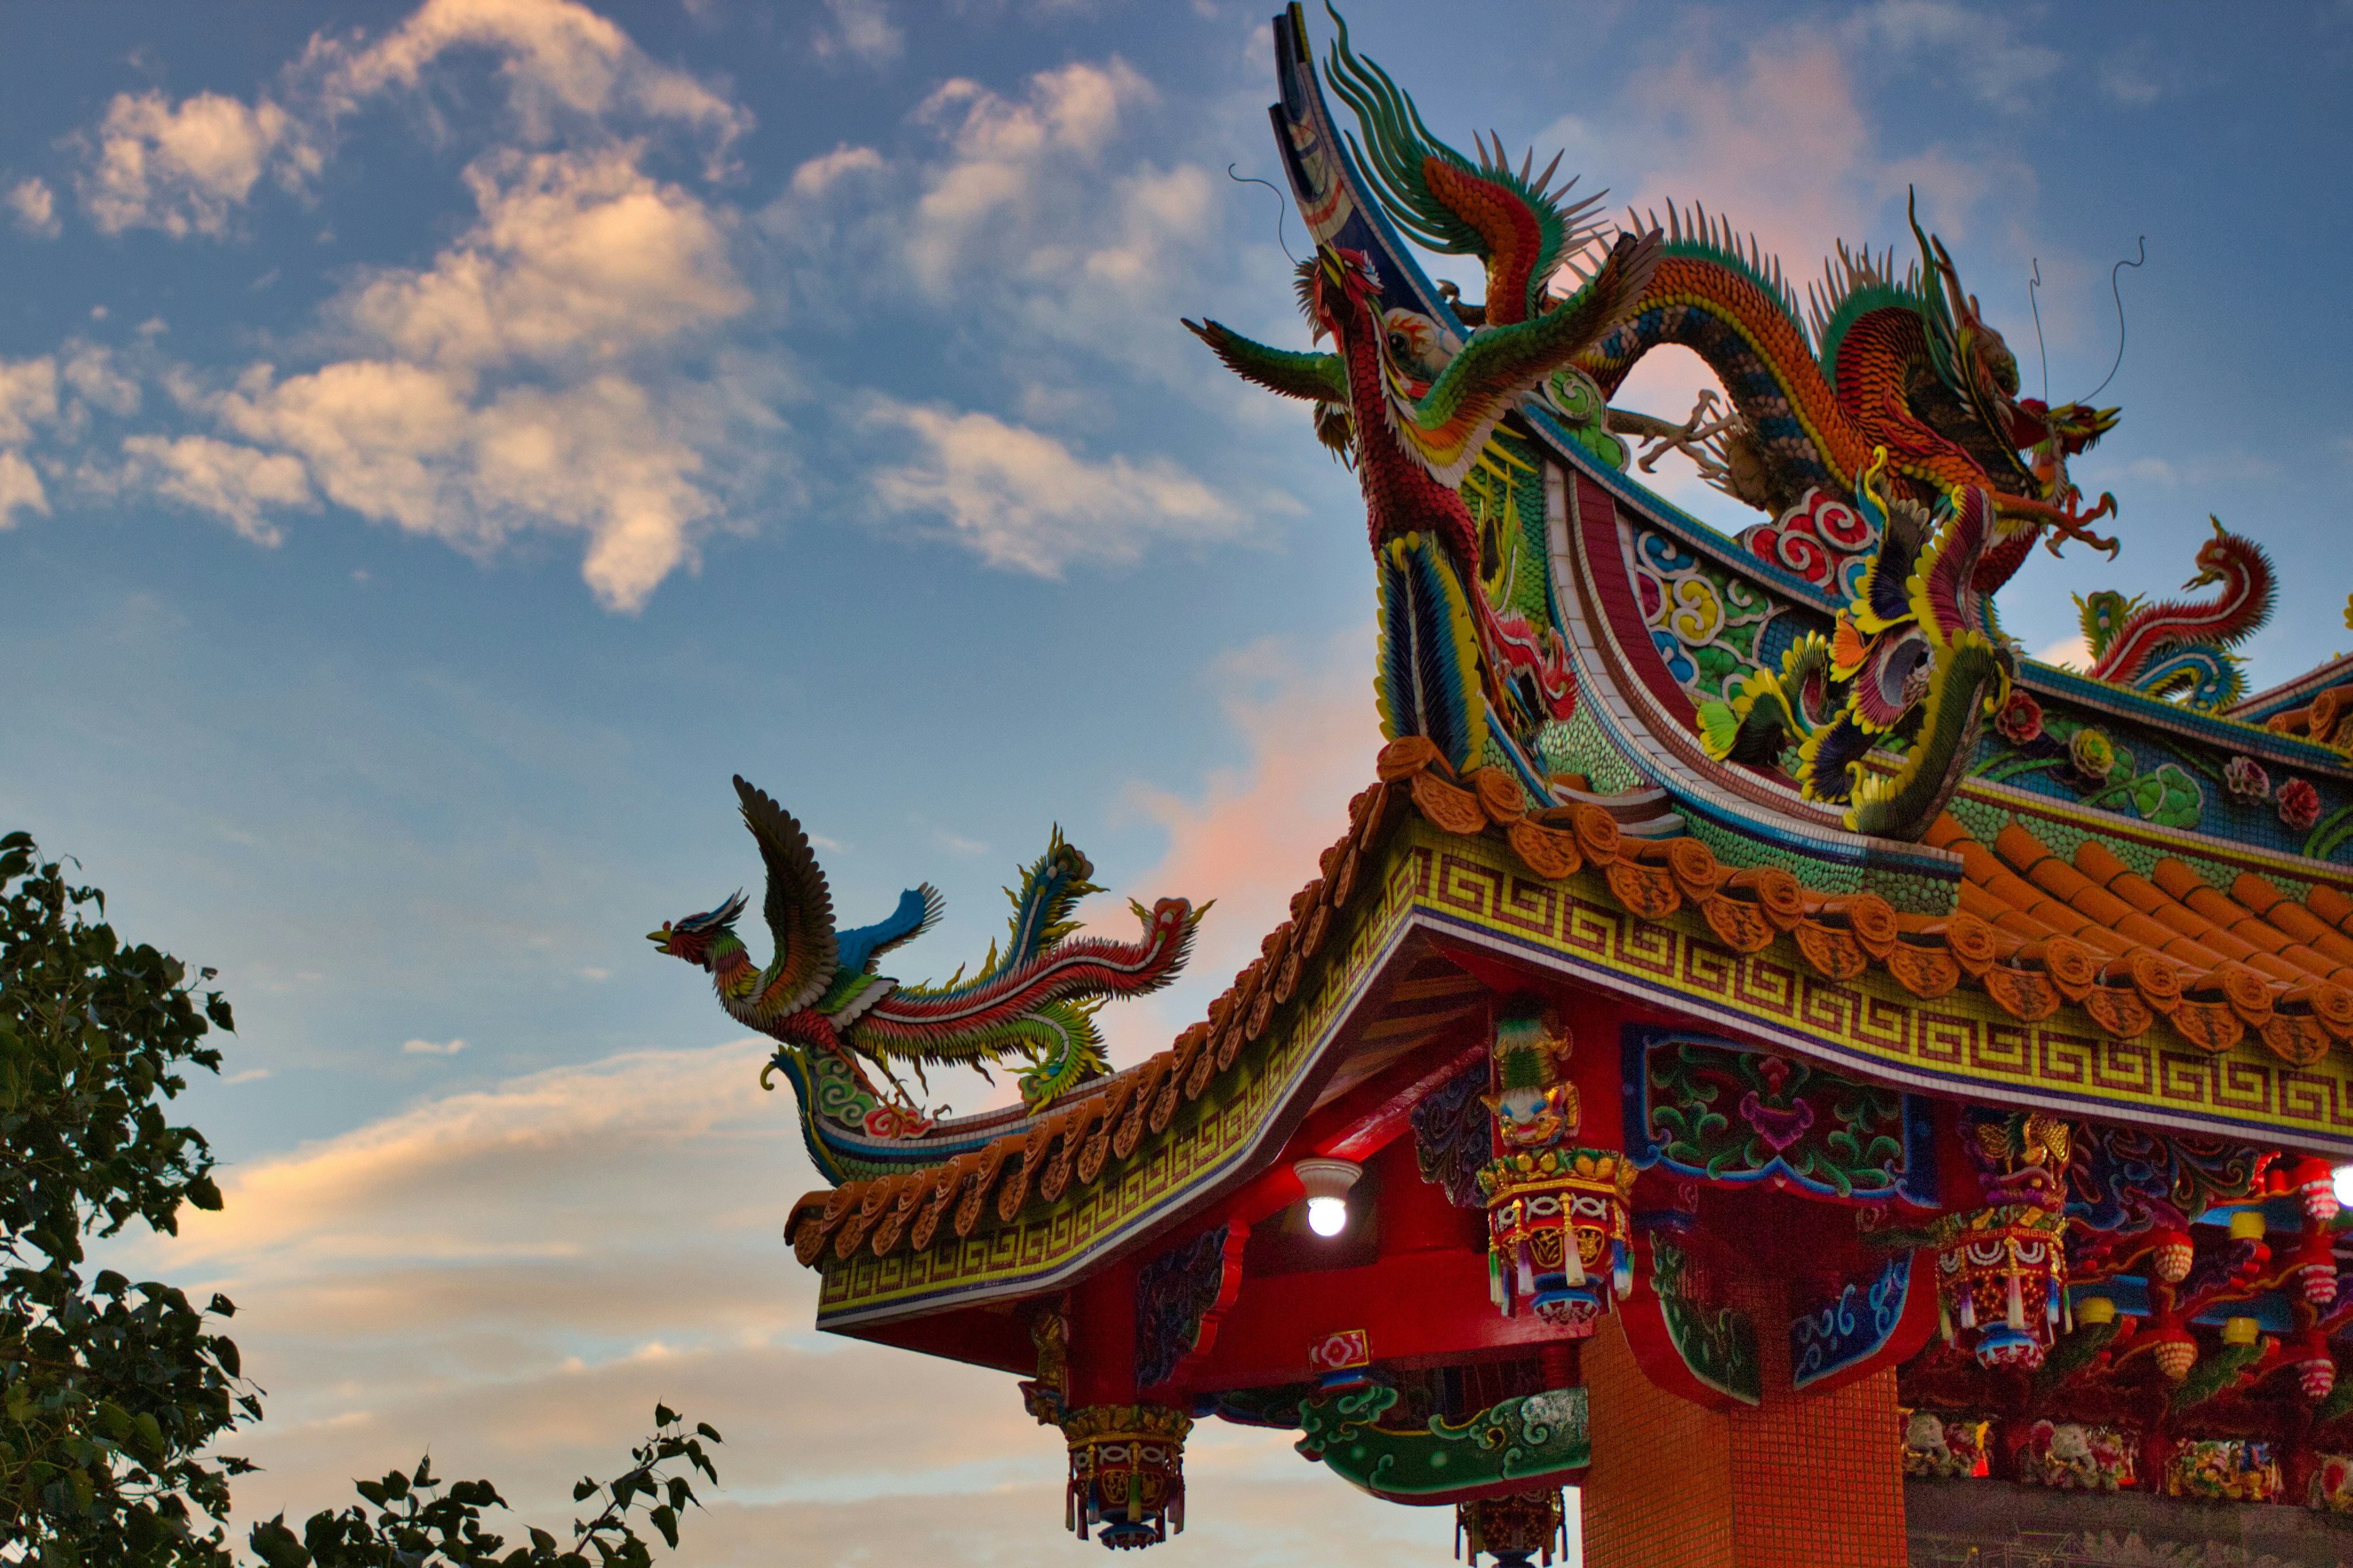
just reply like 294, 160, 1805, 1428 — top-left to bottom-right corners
1577, 205, 2121, 594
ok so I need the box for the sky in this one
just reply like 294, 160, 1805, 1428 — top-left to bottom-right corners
5, 1, 2352, 1562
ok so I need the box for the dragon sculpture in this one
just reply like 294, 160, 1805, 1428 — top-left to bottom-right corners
1186, 14, 1661, 773
651, 778, 1201, 1169
1291, 4, 2121, 602
1697, 456, 2016, 836
2076, 518, 2275, 710
1575, 201, 2121, 596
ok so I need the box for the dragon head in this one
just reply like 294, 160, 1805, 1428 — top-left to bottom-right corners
2187, 515, 2240, 589
647, 890, 747, 968
2013, 398, 2118, 458
1314, 244, 1383, 325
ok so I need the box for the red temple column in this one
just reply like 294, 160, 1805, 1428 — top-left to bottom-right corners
1579, 1280, 1905, 1568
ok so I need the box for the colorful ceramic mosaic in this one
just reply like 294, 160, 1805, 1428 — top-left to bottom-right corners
1792, 1255, 1917, 1391
1648, 1233, 1761, 1406
1134, 1225, 1243, 1388
1632, 527, 1807, 702
1410, 1061, 1492, 1209
1295, 1382, 1590, 1499
1396, 823, 2353, 1151
1621, 1028, 1937, 1204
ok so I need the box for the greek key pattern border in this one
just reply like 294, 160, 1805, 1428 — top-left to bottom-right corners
1401, 824, 2353, 1150
814, 834, 1425, 1324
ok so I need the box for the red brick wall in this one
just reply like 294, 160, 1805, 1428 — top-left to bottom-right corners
1582, 1312, 1735, 1567
1581, 1284, 1905, 1568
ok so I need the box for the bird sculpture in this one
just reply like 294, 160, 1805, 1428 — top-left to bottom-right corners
1184, 26, 1660, 772
651, 779, 1202, 1149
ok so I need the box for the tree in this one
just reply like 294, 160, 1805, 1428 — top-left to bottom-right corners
0, 834, 720, 1566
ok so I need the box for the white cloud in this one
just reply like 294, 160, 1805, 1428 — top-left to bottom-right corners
2036, 632, 2092, 670
402, 1036, 469, 1055
343, 147, 748, 371
310, 0, 751, 158
69, 0, 748, 242
213, 361, 723, 612
79, 89, 312, 238
788, 143, 884, 198
122, 433, 317, 545
1853, 2, 2063, 112
0, 357, 59, 445
7, 176, 59, 238
468, 375, 718, 610
167, 137, 752, 610
218, 359, 471, 537
0, 450, 48, 527
63, 343, 141, 417
812, 0, 904, 67
904, 60, 1153, 296
868, 400, 1242, 575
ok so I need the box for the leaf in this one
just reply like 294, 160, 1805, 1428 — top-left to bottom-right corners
250, 1513, 313, 1568
649, 1504, 680, 1549
654, 1403, 678, 1428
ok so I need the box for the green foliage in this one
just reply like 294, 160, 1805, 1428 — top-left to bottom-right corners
0, 832, 723, 1566
0, 831, 250, 1565
247, 1409, 723, 1568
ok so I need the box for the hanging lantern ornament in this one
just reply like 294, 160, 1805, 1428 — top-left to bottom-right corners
2292, 1228, 2341, 1309
1061, 1404, 1191, 1550
1455, 1488, 1568, 1568
1480, 1149, 1635, 1330
1476, 997, 1633, 1333
1932, 1204, 2070, 1371
2294, 1332, 2338, 1403
2148, 1228, 2195, 1285
2290, 1156, 2342, 1224
2148, 1328, 2199, 1384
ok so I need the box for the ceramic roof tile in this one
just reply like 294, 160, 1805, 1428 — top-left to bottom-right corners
789, 773, 2353, 1268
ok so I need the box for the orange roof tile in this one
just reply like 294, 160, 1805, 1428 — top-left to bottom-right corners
786, 742, 2353, 1270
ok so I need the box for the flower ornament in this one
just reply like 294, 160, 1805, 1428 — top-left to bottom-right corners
2224, 754, 2271, 804
1995, 691, 2043, 746
2279, 777, 2322, 833
2070, 728, 2117, 782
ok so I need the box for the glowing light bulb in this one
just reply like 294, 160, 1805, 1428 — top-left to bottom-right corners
1293, 1157, 1362, 1240
2333, 1164, 2353, 1209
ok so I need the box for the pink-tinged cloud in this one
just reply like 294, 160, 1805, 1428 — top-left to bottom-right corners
1094, 625, 1381, 1068
112, 1030, 1467, 1566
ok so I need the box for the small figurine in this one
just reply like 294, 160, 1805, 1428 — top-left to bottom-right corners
1485, 997, 1578, 1150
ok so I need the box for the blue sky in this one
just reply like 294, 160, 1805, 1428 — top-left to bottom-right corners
7, 1, 2352, 1562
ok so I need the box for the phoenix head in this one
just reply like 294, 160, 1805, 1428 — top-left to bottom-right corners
648, 892, 747, 968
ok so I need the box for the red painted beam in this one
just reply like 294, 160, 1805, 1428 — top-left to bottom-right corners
1179, 1243, 1575, 1391
1203, 1032, 1486, 1239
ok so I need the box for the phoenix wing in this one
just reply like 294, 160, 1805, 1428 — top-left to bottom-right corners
733, 775, 838, 1015
1400, 229, 1661, 486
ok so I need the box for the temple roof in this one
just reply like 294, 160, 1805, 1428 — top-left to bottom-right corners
786, 740, 2353, 1286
